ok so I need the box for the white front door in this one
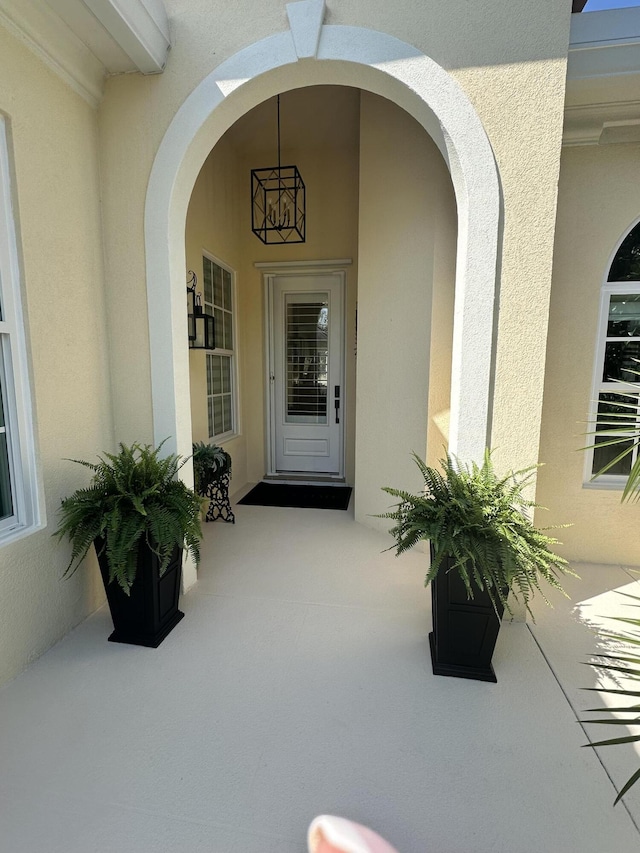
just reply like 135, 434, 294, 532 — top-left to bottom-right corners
268, 272, 344, 476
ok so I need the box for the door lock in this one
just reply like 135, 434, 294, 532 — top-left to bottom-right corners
334, 385, 341, 425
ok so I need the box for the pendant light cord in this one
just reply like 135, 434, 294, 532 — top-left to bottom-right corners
277, 94, 281, 173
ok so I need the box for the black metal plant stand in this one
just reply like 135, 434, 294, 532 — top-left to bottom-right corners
203, 472, 235, 524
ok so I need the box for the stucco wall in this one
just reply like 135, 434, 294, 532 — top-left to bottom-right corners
427, 157, 457, 471
466, 58, 570, 481
185, 134, 247, 489
537, 142, 640, 565
356, 92, 456, 526
99, 0, 571, 502
0, 27, 112, 684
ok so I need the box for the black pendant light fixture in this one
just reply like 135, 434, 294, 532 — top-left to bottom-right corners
251, 94, 306, 244
187, 270, 215, 350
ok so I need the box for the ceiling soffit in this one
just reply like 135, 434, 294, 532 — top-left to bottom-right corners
565, 8, 640, 146
0, 0, 170, 108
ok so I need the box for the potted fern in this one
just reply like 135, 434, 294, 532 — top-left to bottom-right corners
192, 441, 232, 493
381, 451, 575, 682
55, 442, 202, 647
192, 441, 235, 523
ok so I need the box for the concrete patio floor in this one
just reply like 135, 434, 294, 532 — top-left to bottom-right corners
1, 501, 640, 852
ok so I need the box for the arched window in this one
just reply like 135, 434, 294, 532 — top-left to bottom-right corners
587, 221, 640, 486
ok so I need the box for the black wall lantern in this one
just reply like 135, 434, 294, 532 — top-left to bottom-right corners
187, 270, 215, 350
251, 95, 305, 244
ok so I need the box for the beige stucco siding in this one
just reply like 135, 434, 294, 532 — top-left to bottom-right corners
185, 134, 247, 487
356, 92, 455, 524
98, 80, 155, 445
427, 151, 457, 470
99, 2, 571, 488
0, 27, 111, 684
537, 142, 640, 564
458, 59, 570, 481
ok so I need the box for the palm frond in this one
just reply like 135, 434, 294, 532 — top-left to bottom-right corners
582, 592, 640, 804
584, 361, 640, 502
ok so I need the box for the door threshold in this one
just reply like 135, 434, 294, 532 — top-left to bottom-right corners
264, 474, 346, 486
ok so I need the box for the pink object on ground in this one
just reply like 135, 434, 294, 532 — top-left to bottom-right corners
308, 815, 400, 853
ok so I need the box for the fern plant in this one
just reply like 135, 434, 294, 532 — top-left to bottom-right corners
582, 590, 640, 804
192, 441, 232, 495
55, 442, 202, 595
380, 451, 575, 615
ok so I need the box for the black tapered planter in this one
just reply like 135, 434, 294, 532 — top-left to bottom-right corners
96, 539, 184, 648
429, 545, 504, 683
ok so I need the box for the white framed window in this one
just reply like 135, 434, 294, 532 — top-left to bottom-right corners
586, 220, 640, 489
203, 254, 237, 440
0, 117, 41, 542
0, 350, 18, 532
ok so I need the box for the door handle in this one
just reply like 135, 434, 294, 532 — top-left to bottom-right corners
334, 385, 340, 425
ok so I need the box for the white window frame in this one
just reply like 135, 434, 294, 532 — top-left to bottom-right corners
585, 221, 640, 491
202, 252, 238, 443
0, 117, 42, 542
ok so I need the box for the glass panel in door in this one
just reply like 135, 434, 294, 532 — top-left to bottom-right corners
285, 297, 328, 424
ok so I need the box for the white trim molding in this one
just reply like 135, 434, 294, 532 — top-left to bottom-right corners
263, 267, 347, 480
286, 0, 326, 60
78, 0, 170, 73
564, 100, 640, 147
565, 8, 640, 148
569, 7, 640, 80
255, 259, 352, 270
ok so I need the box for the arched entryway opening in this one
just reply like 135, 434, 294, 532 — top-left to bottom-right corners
145, 26, 501, 587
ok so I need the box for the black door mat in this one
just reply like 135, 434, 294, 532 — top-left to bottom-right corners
238, 482, 352, 511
